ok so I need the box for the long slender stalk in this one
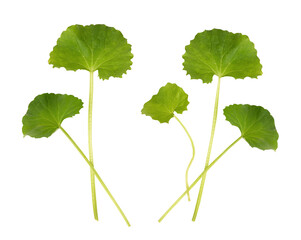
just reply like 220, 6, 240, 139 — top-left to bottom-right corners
174, 114, 195, 201
59, 126, 131, 226
192, 76, 221, 221
158, 136, 242, 223
88, 71, 98, 220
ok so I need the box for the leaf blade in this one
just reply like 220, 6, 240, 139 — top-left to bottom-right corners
183, 29, 262, 83
22, 93, 83, 138
141, 83, 189, 123
223, 104, 279, 150
49, 24, 133, 80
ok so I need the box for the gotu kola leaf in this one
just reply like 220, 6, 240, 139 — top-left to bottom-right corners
141, 83, 189, 123
183, 29, 262, 83
22, 93, 83, 138
223, 104, 279, 150
49, 24, 133, 80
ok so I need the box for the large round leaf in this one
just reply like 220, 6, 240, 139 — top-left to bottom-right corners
49, 24, 133, 80
223, 104, 278, 150
22, 93, 83, 138
141, 83, 189, 123
183, 29, 262, 83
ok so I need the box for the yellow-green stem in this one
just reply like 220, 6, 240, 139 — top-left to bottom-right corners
59, 126, 131, 226
158, 136, 242, 223
89, 71, 98, 220
174, 114, 195, 201
192, 76, 221, 221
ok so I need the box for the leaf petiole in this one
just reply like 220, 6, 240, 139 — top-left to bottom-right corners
173, 114, 195, 201
158, 136, 242, 223
59, 126, 131, 227
88, 71, 98, 220
192, 76, 221, 221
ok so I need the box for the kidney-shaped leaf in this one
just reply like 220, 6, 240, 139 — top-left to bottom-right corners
223, 104, 278, 150
49, 24, 133, 80
183, 29, 262, 83
22, 93, 83, 138
141, 83, 189, 123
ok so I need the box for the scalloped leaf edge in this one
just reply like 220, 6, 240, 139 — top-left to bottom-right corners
182, 28, 263, 83
223, 104, 279, 151
141, 83, 189, 124
22, 93, 84, 138
48, 24, 134, 81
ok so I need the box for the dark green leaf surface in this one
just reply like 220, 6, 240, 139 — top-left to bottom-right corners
49, 24, 133, 80
224, 104, 278, 150
141, 83, 189, 123
183, 29, 262, 83
22, 94, 83, 138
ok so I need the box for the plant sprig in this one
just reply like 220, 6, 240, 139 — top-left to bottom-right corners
154, 29, 278, 222
183, 28, 263, 220
141, 83, 196, 200
23, 24, 133, 225
22, 93, 130, 226
158, 104, 278, 222
48, 24, 133, 221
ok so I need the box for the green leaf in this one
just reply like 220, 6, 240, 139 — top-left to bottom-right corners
49, 24, 133, 80
141, 83, 189, 123
223, 104, 279, 150
183, 29, 262, 83
22, 93, 83, 138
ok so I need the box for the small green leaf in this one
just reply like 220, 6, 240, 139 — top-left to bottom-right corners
223, 104, 279, 150
183, 29, 262, 83
22, 93, 83, 138
141, 83, 189, 123
49, 24, 133, 80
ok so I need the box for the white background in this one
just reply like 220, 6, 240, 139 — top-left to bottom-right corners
1, 0, 300, 239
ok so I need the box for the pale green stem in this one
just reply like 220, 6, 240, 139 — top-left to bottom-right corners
173, 114, 195, 201
158, 136, 242, 223
88, 71, 98, 220
59, 126, 131, 226
192, 76, 221, 221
